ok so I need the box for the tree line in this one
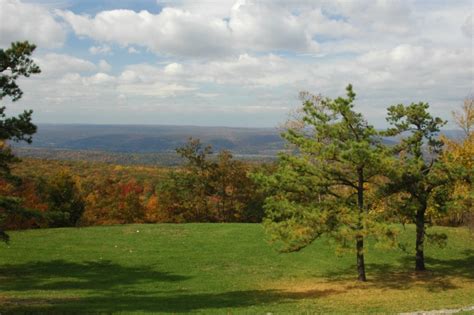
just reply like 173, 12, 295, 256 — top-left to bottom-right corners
1, 146, 267, 229
0, 41, 472, 282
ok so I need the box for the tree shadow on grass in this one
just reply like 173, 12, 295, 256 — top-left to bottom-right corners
324, 251, 474, 292
1, 289, 340, 313
0, 260, 188, 292
0, 260, 341, 313
3, 252, 472, 312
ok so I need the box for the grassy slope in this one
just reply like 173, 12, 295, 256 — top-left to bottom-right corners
0, 224, 473, 314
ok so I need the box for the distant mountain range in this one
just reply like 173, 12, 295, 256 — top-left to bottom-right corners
12, 124, 465, 165
15, 124, 285, 154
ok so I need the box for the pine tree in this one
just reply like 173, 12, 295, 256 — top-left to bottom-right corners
255, 85, 395, 281
384, 102, 448, 271
0, 41, 40, 242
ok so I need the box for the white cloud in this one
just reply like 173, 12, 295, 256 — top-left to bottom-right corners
118, 64, 167, 84
117, 82, 196, 97
57, 0, 470, 60
462, 14, 473, 38
127, 46, 140, 54
89, 44, 112, 55
34, 53, 96, 77
326, 0, 414, 35
118, 70, 140, 83
156, 0, 236, 18
98, 59, 112, 72
195, 54, 299, 87
84, 72, 115, 85
21, 44, 471, 124
0, 0, 66, 48
57, 8, 232, 57
196, 92, 219, 98
228, 1, 319, 53
163, 62, 183, 75
56, 1, 366, 57
114, 54, 305, 88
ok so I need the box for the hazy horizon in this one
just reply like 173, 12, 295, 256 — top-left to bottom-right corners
29, 122, 467, 132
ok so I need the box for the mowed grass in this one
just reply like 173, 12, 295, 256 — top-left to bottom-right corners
0, 224, 473, 314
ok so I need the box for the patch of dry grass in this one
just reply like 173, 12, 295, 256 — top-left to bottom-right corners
266, 273, 474, 313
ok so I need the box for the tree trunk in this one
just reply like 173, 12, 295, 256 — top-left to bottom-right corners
356, 236, 366, 281
356, 168, 367, 281
415, 206, 426, 271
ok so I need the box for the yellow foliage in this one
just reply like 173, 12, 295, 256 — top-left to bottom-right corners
439, 103, 474, 225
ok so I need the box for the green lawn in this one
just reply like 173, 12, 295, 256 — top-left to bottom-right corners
0, 224, 473, 313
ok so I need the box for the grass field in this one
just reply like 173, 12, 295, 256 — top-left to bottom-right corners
0, 224, 473, 313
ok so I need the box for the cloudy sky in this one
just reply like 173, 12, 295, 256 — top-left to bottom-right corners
1, 0, 472, 127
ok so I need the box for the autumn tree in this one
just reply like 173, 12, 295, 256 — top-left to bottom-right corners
452, 97, 474, 136
255, 85, 394, 281
39, 171, 85, 227
159, 138, 214, 221
114, 180, 145, 223
0, 41, 40, 242
383, 102, 448, 271
209, 150, 265, 222
157, 138, 265, 222
155, 138, 214, 222
439, 97, 474, 226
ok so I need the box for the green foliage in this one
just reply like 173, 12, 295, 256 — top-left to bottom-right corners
383, 102, 449, 270
0, 196, 39, 242
157, 138, 214, 222
38, 171, 85, 227
0, 41, 41, 101
0, 41, 40, 178
255, 85, 395, 281
210, 150, 266, 222
0, 41, 40, 242
156, 138, 265, 222
0, 142, 20, 183
385, 102, 446, 156
176, 137, 214, 170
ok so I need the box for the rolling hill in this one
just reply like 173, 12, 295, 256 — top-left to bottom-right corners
1, 224, 473, 313
12, 124, 462, 165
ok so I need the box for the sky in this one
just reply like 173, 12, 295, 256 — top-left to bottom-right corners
0, 0, 473, 128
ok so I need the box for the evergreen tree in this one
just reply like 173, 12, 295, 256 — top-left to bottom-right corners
384, 102, 448, 271
255, 85, 394, 281
0, 41, 40, 242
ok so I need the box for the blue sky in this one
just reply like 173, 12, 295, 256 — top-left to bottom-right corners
1, 0, 472, 127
